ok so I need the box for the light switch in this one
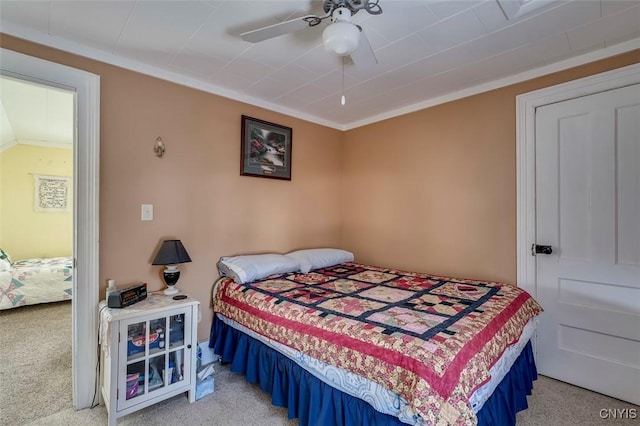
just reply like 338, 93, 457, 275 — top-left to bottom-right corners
141, 204, 153, 221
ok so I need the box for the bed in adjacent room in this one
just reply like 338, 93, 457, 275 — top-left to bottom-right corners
209, 250, 543, 425
0, 249, 73, 310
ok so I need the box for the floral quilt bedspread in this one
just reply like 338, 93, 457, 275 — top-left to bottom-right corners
0, 257, 73, 310
213, 262, 543, 425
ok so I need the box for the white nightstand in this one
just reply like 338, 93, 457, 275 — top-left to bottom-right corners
99, 293, 199, 425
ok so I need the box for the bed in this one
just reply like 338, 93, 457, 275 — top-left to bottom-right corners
209, 254, 543, 426
0, 255, 73, 310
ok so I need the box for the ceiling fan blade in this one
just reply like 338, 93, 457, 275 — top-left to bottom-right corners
350, 29, 377, 67
240, 15, 318, 43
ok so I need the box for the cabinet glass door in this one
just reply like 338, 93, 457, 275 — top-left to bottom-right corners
118, 306, 193, 410
122, 315, 169, 405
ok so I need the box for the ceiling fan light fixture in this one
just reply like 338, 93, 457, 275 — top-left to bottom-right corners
322, 21, 360, 56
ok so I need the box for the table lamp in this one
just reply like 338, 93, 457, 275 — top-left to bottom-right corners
152, 239, 192, 295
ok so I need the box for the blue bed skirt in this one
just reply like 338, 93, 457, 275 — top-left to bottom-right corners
210, 316, 537, 425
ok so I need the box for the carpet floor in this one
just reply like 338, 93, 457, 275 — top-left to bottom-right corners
0, 302, 72, 426
1, 302, 637, 425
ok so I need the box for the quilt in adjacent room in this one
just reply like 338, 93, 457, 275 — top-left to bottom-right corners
0, 257, 73, 310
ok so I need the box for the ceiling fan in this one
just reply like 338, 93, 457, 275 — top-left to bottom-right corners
240, 0, 383, 67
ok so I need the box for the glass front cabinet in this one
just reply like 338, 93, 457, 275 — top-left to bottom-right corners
100, 295, 199, 426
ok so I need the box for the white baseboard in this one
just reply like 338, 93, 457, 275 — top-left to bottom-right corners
198, 340, 220, 365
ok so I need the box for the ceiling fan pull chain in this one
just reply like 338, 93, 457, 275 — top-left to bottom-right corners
341, 57, 346, 106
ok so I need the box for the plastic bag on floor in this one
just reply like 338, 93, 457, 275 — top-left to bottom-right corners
195, 346, 215, 400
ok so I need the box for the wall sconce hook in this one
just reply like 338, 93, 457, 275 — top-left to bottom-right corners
154, 137, 165, 158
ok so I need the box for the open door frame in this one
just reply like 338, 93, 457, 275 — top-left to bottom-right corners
0, 48, 100, 409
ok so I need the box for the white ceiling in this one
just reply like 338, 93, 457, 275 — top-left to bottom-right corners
0, 0, 638, 130
0, 76, 74, 152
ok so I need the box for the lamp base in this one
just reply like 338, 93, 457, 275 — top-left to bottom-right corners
164, 286, 179, 296
162, 266, 181, 296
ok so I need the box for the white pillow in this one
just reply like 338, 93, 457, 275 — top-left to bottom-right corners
217, 254, 300, 284
284, 248, 354, 274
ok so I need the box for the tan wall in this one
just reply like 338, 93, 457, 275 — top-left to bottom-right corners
0, 35, 343, 340
2, 34, 637, 340
0, 145, 73, 259
342, 50, 639, 285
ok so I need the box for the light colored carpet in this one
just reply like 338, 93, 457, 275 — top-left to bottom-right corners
2, 302, 637, 425
0, 301, 73, 426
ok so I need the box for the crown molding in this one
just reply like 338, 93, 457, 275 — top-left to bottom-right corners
0, 21, 345, 131
343, 37, 640, 130
2, 20, 637, 132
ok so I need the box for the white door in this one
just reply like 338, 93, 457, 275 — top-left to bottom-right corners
535, 83, 640, 405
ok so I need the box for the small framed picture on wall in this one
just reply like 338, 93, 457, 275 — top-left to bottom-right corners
240, 115, 292, 180
34, 174, 72, 212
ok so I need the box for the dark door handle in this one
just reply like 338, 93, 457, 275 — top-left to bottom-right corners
532, 244, 553, 255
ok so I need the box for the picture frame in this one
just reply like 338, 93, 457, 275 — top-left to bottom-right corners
34, 174, 72, 212
241, 115, 292, 180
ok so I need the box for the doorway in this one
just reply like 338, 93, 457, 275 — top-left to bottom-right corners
0, 48, 100, 410
516, 63, 640, 405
